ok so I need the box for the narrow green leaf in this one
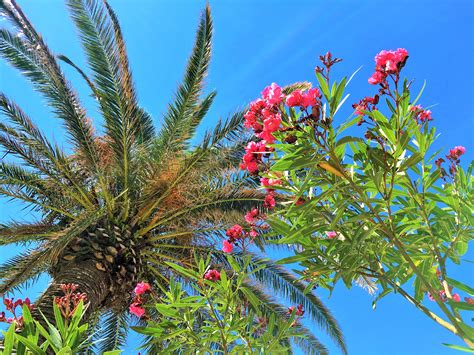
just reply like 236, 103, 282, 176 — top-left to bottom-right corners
442, 343, 474, 353
315, 72, 330, 101
446, 277, 474, 296
2, 322, 16, 355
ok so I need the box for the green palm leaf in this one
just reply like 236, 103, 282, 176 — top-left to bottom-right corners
154, 4, 213, 157
95, 310, 129, 353
0, 1, 99, 167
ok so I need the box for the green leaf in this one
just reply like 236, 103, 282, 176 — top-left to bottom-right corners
450, 301, 474, 311
165, 262, 199, 280
399, 153, 423, 171
442, 343, 474, 353
446, 277, 474, 296
336, 136, 364, 146
315, 72, 330, 101
155, 304, 179, 318
455, 241, 468, 256
53, 302, 66, 338
2, 322, 16, 355
56, 347, 73, 355
35, 321, 61, 352
15, 334, 47, 355
103, 351, 123, 355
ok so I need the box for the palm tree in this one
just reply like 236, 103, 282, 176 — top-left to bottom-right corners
0, 0, 346, 353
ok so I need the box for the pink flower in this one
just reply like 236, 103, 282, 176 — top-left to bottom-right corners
374, 48, 408, 73
240, 141, 268, 174
302, 88, 322, 108
226, 224, 244, 241
249, 228, 258, 238
428, 290, 447, 302
375, 50, 396, 69
375, 49, 408, 72
249, 98, 266, 112
257, 130, 277, 144
222, 240, 233, 253
369, 48, 408, 84
295, 197, 306, 206
261, 177, 281, 189
204, 269, 221, 281
264, 191, 276, 209
245, 208, 259, 223
325, 231, 337, 239
263, 113, 282, 132
262, 83, 284, 105
134, 282, 151, 295
394, 48, 409, 64
286, 90, 304, 107
410, 105, 422, 112
419, 110, 432, 122
449, 146, 466, 159
452, 293, 461, 302
411, 105, 433, 123
243, 110, 260, 130
261, 107, 275, 119
129, 303, 145, 318
287, 304, 304, 317
256, 113, 282, 143
368, 71, 386, 85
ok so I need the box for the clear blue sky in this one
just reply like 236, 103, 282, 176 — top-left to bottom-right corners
0, 0, 473, 354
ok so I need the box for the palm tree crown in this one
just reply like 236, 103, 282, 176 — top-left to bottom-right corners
0, 0, 346, 353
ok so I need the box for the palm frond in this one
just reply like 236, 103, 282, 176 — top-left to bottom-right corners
0, 94, 95, 208
282, 81, 313, 95
241, 282, 329, 355
67, 0, 127, 158
0, 1, 99, 167
95, 310, 129, 353
0, 92, 56, 158
154, 4, 213, 156
200, 110, 245, 150
234, 253, 347, 354
292, 325, 330, 355
0, 248, 50, 294
0, 220, 57, 246
57, 54, 99, 97
102, 0, 154, 143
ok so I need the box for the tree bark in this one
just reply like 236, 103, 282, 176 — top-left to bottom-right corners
32, 259, 111, 326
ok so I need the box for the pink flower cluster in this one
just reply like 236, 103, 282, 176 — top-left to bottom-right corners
264, 191, 276, 209
204, 269, 221, 281
261, 177, 282, 189
368, 48, 409, 85
222, 208, 266, 253
410, 105, 433, 124
129, 282, 152, 318
243, 83, 323, 147
448, 146, 466, 160
428, 290, 461, 303
54, 284, 87, 321
0, 297, 33, 329
286, 88, 321, 108
287, 304, 305, 317
352, 95, 379, 122
243, 83, 284, 144
240, 141, 272, 175
436, 146, 466, 177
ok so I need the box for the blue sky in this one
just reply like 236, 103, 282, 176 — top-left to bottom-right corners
0, 0, 473, 354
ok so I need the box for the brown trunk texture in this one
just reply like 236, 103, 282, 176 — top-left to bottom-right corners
31, 259, 111, 326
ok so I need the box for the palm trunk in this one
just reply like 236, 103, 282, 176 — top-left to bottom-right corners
32, 260, 111, 326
